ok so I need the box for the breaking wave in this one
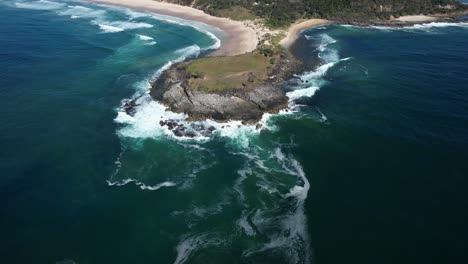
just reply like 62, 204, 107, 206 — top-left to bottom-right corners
57, 5, 107, 19
11, 0, 220, 50
93, 20, 153, 33
286, 33, 350, 108
137, 34, 153, 41
15, 0, 65, 10
406, 21, 468, 29
344, 21, 468, 33
137, 34, 157, 45
148, 12, 223, 51
97, 23, 123, 33
286, 87, 320, 102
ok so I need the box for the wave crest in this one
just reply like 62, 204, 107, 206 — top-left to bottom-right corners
15, 0, 65, 10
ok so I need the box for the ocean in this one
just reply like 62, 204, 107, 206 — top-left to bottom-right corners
1, 1, 468, 263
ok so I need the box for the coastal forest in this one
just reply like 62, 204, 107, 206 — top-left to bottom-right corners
164, 0, 466, 26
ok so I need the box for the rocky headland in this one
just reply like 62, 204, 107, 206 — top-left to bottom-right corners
150, 51, 303, 123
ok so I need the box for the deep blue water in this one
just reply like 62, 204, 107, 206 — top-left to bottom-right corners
1, 1, 468, 264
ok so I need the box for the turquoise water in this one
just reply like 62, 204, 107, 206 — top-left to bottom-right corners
1, 1, 468, 263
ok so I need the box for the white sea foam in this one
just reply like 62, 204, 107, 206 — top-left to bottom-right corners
286, 56, 349, 106
202, 30, 222, 50
345, 22, 468, 31
300, 61, 335, 80
174, 44, 201, 59
114, 44, 205, 140
173, 235, 200, 264
222, 141, 312, 263
137, 35, 157, 45
137, 34, 154, 41
256, 180, 279, 195
286, 87, 320, 101
319, 47, 339, 64
93, 19, 153, 33
408, 22, 468, 29
317, 34, 337, 52
148, 13, 222, 51
298, 57, 350, 83
316, 107, 328, 122
140, 181, 176, 190
315, 34, 339, 63
275, 147, 310, 200
89, 3, 222, 51
115, 99, 189, 139
97, 24, 124, 33
113, 21, 153, 30
402, 22, 468, 33
237, 210, 256, 236
57, 5, 106, 19
107, 178, 176, 191
242, 147, 311, 263
15, 0, 65, 10
109, 20, 152, 30
123, 8, 151, 19
190, 199, 230, 219
174, 234, 223, 264
116, 99, 274, 144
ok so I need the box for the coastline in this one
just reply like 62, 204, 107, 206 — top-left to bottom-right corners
280, 19, 331, 48
85, 1, 464, 54
86, 0, 258, 56
86, 0, 332, 55
87, 0, 467, 125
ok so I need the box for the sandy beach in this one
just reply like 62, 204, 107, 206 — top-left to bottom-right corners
396, 15, 437, 22
86, 0, 258, 56
279, 19, 331, 48
87, 0, 332, 55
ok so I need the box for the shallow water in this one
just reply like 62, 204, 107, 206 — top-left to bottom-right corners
1, 1, 468, 263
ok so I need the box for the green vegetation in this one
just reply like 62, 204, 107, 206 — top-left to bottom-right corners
184, 27, 287, 93
164, 0, 466, 27
215, 6, 257, 21
186, 53, 272, 92
259, 32, 286, 53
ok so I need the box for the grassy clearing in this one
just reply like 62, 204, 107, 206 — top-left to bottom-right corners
215, 6, 257, 21
187, 53, 272, 92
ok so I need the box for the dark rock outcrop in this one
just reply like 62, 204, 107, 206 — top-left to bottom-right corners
150, 52, 302, 123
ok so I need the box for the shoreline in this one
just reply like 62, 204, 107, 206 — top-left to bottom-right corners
86, 1, 465, 55
86, 0, 334, 55
86, 0, 258, 56
279, 19, 331, 48
88, 0, 467, 126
